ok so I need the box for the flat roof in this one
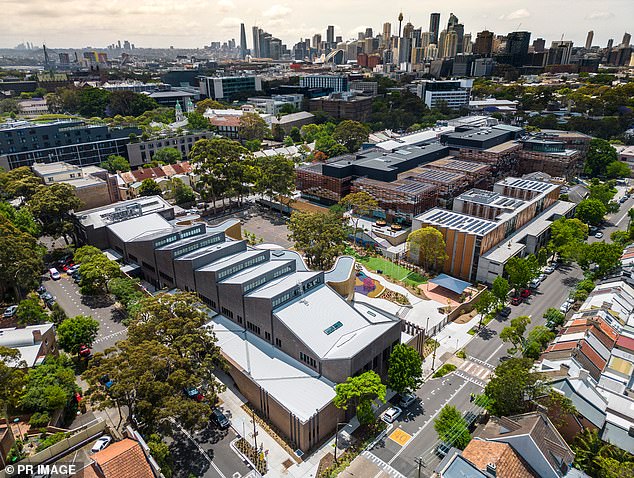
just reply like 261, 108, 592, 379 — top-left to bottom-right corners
107, 213, 173, 243
417, 208, 499, 236
32, 161, 81, 175
77, 196, 173, 229
196, 249, 263, 273
497, 177, 556, 193
274, 284, 398, 360
208, 315, 336, 423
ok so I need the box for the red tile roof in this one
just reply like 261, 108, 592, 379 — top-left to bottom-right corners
578, 340, 607, 371
91, 438, 154, 478
617, 335, 634, 353
462, 440, 537, 478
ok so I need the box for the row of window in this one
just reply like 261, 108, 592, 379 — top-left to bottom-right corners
173, 235, 222, 258
246, 320, 261, 335
217, 254, 266, 280
299, 351, 317, 368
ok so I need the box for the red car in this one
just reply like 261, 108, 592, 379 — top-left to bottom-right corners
511, 296, 523, 306
520, 289, 531, 298
62, 263, 75, 272
78, 344, 92, 358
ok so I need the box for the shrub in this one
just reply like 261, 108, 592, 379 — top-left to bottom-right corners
433, 363, 457, 378
29, 411, 50, 428
36, 432, 67, 452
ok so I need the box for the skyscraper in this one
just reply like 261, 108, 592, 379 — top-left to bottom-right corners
623, 32, 632, 47
252, 26, 261, 57
239, 23, 247, 59
447, 13, 459, 31
585, 31, 594, 49
474, 30, 493, 56
443, 30, 458, 58
365, 28, 373, 39
429, 13, 441, 45
532, 38, 546, 52
327, 25, 335, 47
547, 41, 574, 65
607, 38, 614, 49
312, 34, 322, 52
506, 31, 531, 66
398, 12, 404, 38
383, 22, 391, 42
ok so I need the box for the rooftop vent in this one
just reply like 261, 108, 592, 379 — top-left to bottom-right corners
486, 463, 497, 476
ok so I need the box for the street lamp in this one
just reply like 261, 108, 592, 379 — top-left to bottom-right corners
334, 422, 347, 464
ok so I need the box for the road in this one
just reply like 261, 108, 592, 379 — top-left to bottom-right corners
364, 196, 634, 477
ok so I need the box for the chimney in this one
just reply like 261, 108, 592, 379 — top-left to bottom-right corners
32, 329, 42, 343
578, 369, 589, 381
486, 462, 497, 476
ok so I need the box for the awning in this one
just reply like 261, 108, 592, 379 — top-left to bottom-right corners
429, 273, 471, 295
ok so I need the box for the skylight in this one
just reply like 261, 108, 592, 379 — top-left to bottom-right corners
324, 321, 343, 335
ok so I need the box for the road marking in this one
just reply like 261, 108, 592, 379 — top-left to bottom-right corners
388, 428, 412, 446
452, 370, 486, 388
616, 211, 629, 227
169, 418, 228, 478
362, 451, 407, 478
93, 329, 127, 344
484, 342, 507, 363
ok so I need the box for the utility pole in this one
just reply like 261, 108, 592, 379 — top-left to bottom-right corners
431, 337, 438, 371
415, 457, 426, 478
252, 408, 258, 452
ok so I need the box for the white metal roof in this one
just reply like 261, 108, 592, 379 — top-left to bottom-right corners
106, 213, 173, 243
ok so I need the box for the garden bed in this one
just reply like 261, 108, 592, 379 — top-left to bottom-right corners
235, 437, 267, 475
433, 363, 457, 378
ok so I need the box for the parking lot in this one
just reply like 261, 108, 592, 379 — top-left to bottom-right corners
219, 205, 292, 248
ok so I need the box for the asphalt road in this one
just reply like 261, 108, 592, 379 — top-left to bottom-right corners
364, 196, 634, 477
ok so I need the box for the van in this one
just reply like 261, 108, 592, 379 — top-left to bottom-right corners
49, 268, 61, 280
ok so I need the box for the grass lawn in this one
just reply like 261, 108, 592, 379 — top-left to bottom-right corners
356, 255, 428, 287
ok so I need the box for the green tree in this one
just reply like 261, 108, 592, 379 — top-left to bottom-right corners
579, 242, 623, 277
340, 191, 378, 245
606, 161, 631, 179
27, 183, 81, 242
332, 120, 370, 153
504, 255, 540, 290
484, 358, 542, 417
524, 325, 555, 359
387, 344, 423, 395
108, 91, 159, 117
588, 180, 618, 211
475, 290, 497, 329
544, 307, 566, 329
108, 277, 145, 314
576, 198, 607, 226
584, 138, 618, 177
254, 154, 296, 210
152, 147, 181, 164
0, 98, 20, 114
0, 347, 27, 445
491, 276, 510, 305
147, 434, 173, 478
549, 217, 589, 261
195, 98, 225, 114
100, 154, 131, 173
76, 87, 111, 117
407, 227, 448, 271
287, 210, 350, 270
0, 166, 43, 201
499, 315, 531, 355
56, 315, 100, 354
170, 178, 195, 205
333, 371, 386, 425
186, 111, 211, 130
238, 112, 270, 141
289, 126, 302, 143
73, 245, 104, 264
21, 355, 79, 412
16, 293, 47, 326
573, 429, 615, 477
13, 207, 41, 236
79, 254, 122, 295
0, 216, 44, 299
138, 178, 162, 197
434, 405, 471, 449
49, 303, 68, 326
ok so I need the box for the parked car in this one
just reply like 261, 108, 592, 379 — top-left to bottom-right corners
595, 232, 604, 239
68, 264, 80, 274
543, 266, 555, 274
399, 393, 417, 409
566, 297, 575, 304
499, 355, 511, 363
520, 289, 531, 298
99, 375, 114, 389
560, 302, 572, 313
37, 285, 46, 296
498, 307, 511, 318
62, 263, 75, 272
211, 408, 231, 429
40, 292, 54, 304
538, 274, 547, 282
382, 406, 402, 423
529, 278, 541, 289
589, 226, 598, 234
511, 297, 523, 306
78, 344, 92, 358
49, 268, 61, 280
91, 435, 112, 453
436, 441, 452, 457
183, 386, 204, 402
3, 305, 18, 318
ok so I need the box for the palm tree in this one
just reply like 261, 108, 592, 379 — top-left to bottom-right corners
573, 429, 613, 476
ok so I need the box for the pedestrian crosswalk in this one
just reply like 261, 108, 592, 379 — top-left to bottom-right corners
453, 369, 486, 388
361, 451, 408, 478
450, 359, 494, 388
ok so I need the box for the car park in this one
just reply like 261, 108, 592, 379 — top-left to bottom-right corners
382, 406, 402, 423
91, 435, 112, 453
68, 264, 80, 274
211, 408, 231, 429
3, 305, 18, 318
560, 302, 572, 313
511, 297, 523, 306
595, 232, 604, 239
398, 393, 417, 409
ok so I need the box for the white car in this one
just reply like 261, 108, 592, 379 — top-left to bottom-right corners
91, 435, 112, 453
595, 232, 604, 239
3, 305, 18, 318
530, 278, 541, 289
382, 406, 402, 423
560, 302, 572, 313
538, 274, 547, 282
566, 297, 575, 305
543, 266, 555, 274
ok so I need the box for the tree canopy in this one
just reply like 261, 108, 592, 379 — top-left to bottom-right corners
332, 120, 370, 153
138, 178, 163, 197
407, 227, 448, 271
434, 405, 471, 449
499, 315, 531, 355
576, 198, 608, 226
152, 147, 181, 165
57, 315, 100, 354
238, 112, 270, 141
27, 183, 82, 241
100, 154, 131, 173
195, 98, 225, 114
504, 255, 540, 290
16, 293, 48, 326
584, 138, 618, 177
79, 251, 122, 295
333, 371, 386, 425
491, 276, 510, 305
549, 217, 589, 261
21, 355, 79, 413
579, 242, 623, 277
484, 358, 543, 417
340, 191, 378, 244
0, 215, 44, 299
387, 344, 423, 394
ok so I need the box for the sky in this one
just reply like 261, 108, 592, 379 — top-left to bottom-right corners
1, 0, 633, 49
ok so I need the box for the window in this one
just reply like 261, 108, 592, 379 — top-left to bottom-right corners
275, 338, 282, 347
324, 321, 343, 335
300, 352, 316, 368
265, 331, 271, 341
247, 321, 261, 335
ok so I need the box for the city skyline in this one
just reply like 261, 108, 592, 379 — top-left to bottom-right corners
1, 0, 632, 49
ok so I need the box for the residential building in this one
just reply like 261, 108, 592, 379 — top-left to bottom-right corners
0, 119, 140, 170
415, 80, 473, 110
270, 111, 315, 136
17, 98, 49, 115
198, 76, 263, 100
32, 162, 120, 210
0, 323, 57, 367
308, 92, 373, 122
247, 94, 304, 115
299, 75, 348, 93
73, 436, 158, 478
116, 161, 194, 199
126, 131, 216, 167
74, 199, 402, 452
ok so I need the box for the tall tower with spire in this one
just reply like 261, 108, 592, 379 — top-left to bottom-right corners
175, 101, 184, 122
398, 12, 404, 38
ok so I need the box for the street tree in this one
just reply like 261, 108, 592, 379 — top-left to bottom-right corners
579, 242, 623, 277
169, 178, 195, 205
100, 154, 131, 173
16, 293, 48, 326
333, 371, 386, 425
108, 277, 145, 314
576, 198, 608, 226
254, 154, 296, 210
588, 180, 618, 212
504, 256, 540, 290
484, 357, 543, 417
491, 276, 510, 305
524, 325, 556, 359
544, 307, 566, 330
387, 344, 423, 395
606, 161, 631, 179
238, 112, 270, 141
20, 355, 79, 412
499, 315, 531, 355
339, 191, 378, 245
407, 227, 447, 271
0, 166, 43, 200
56, 315, 100, 354
0, 215, 44, 299
79, 253, 122, 295
288, 210, 350, 270
195, 98, 225, 114
584, 138, 618, 177
475, 290, 497, 329
74, 245, 103, 264
549, 217, 588, 261
332, 120, 370, 153
434, 405, 471, 449
27, 183, 81, 242
152, 147, 181, 164
138, 178, 162, 197
0, 347, 27, 444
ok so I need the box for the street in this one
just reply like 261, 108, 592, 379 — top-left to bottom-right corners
363, 195, 633, 477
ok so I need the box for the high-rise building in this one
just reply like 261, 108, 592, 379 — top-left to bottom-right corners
585, 31, 594, 49
327, 25, 335, 47
403, 22, 414, 39
447, 13, 459, 31
312, 34, 322, 52
420, 32, 432, 50
607, 38, 614, 49
623, 32, 632, 47
365, 27, 373, 39
547, 40, 574, 65
438, 30, 447, 58
252, 26, 261, 57
532, 38, 546, 53
239, 23, 247, 59
383, 22, 391, 44
443, 30, 458, 58
474, 30, 494, 56
506, 31, 531, 66
429, 13, 441, 45
462, 34, 472, 54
